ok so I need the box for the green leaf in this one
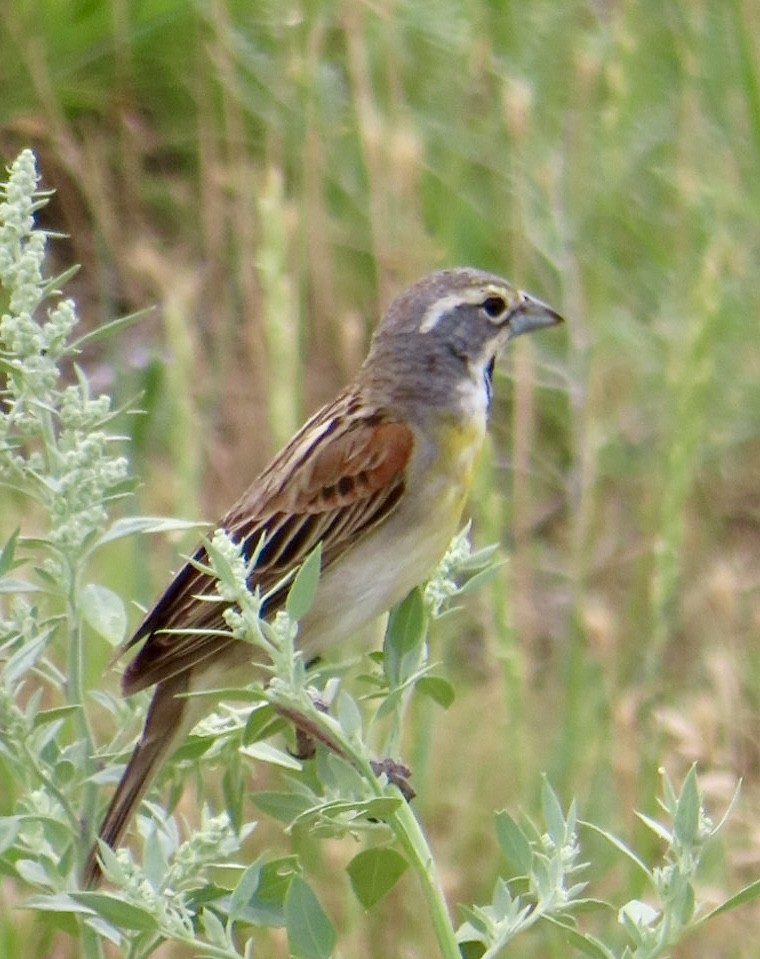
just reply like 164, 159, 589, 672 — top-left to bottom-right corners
240, 741, 303, 770
0, 816, 20, 854
541, 777, 567, 845
415, 675, 455, 709
94, 515, 204, 548
0, 528, 19, 575
25, 893, 98, 917
314, 750, 367, 796
285, 876, 337, 959
4, 628, 53, 682
373, 687, 403, 722
83, 915, 122, 947
711, 777, 742, 836
70, 892, 159, 931
40, 263, 80, 299
142, 824, 170, 890
495, 811, 533, 874
33, 704, 80, 727
674, 876, 695, 924
0, 576, 40, 593
702, 877, 760, 920
287, 543, 322, 621
543, 916, 617, 959
457, 561, 505, 596
7, 814, 70, 851
362, 797, 403, 820
459, 541, 500, 570
243, 703, 282, 745
347, 847, 408, 908
229, 859, 264, 921
619, 899, 659, 929
383, 588, 427, 687
257, 856, 299, 897
459, 938, 488, 959
71, 306, 154, 348
80, 583, 127, 646
336, 689, 363, 738
661, 768, 678, 815
635, 811, 673, 845
673, 764, 700, 846
293, 793, 401, 822
291, 796, 402, 832
253, 792, 317, 825
229, 856, 299, 927
16, 858, 53, 886
202, 907, 227, 945
580, 821, 651, 880
222, 756, 245, 834
170, 733, 216, 762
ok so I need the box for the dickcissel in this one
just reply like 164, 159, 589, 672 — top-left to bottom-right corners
84, 267, 562, 886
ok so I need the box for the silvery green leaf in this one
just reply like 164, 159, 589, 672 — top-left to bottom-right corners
286, 543, 322, 621
80, 583, 127, 646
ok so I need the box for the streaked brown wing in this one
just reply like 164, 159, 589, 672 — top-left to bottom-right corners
121, 388, 413, 694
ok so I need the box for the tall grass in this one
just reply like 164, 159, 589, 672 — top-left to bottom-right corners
1, 0, 759, 956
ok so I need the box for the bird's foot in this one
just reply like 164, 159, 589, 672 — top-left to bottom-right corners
277, 704, 415, 800
370, 758, 415, 801
279, 699, 341, 761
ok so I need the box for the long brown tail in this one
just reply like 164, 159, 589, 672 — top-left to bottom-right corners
83, 673, 192, 888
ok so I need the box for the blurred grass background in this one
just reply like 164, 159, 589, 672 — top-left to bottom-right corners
1, 0, 759, 955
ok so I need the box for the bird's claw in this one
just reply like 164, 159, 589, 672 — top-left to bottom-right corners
370, 758, 415, 801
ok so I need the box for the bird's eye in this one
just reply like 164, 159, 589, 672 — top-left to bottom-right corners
481, 295, 507, 320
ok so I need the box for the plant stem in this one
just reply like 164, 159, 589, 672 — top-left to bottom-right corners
64, 556, 98, 862
277, 693, 461, 959
387, 798, 461, 959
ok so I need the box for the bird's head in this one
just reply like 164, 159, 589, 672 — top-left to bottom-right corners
364, 268, 563, 407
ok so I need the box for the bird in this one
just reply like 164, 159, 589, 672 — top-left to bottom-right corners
83, 267, 562, 887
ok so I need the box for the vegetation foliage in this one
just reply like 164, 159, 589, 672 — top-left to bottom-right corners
1, 1, 759, 956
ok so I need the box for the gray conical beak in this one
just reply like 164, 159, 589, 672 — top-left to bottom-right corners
508, 292, 564, 339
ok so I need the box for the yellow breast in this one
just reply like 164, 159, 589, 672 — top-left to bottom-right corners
433, 413, 488, 516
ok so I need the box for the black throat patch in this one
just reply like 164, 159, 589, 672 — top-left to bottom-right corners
483, 357, 495, 409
